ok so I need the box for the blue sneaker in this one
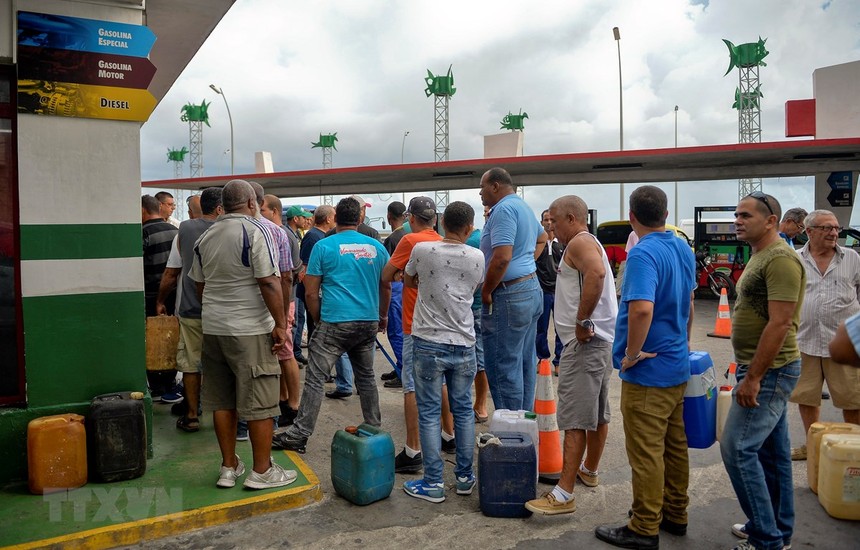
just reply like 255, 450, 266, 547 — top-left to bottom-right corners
455, 473, 476, 495
236, 420, 249, 442
403, 479, 445, 503
161, 384, 184, 404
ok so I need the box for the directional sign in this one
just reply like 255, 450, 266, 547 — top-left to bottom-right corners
17, 80, 156, 122
827, 171, 854, 208
17, 45, 157, 90
17, 11, 156, 58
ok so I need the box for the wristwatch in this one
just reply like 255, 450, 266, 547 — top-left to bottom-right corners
576, 319, 594, 330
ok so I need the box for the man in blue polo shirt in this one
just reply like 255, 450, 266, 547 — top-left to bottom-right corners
595, 185, 696, 549
272, 197, 391, 452
478, 167, 546, 411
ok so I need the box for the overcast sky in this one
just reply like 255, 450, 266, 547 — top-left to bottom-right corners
140, 0, 860, 229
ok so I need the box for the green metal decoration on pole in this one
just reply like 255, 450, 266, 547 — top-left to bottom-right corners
181, 100, 210, 178
166, 147, 189, 162
167, 147, 189, 179
722, 38, 769, 76
724, 37, 768, 199
312, 133, 338, 205
426, 65, 456, 209
500, 110, 528, 131
311, 133, 338, 151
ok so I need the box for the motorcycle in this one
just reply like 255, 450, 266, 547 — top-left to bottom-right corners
696, 250, 735, 298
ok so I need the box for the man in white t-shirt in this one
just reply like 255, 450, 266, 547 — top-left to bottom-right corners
526, 195, 618, 516
402, 201, 485, 503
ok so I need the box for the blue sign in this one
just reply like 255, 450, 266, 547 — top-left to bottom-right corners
17, 11, 156, 58
827, 171, 854, 208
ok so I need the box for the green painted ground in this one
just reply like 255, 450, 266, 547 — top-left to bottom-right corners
0, 403, 316, 548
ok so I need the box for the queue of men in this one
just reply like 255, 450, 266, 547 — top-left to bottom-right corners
142, 171, 858, 548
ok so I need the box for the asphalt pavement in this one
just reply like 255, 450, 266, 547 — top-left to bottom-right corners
125, 298, 860, 550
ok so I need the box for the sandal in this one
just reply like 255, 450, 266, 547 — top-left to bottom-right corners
474, 410, 489, 424
176, 415, 200, 432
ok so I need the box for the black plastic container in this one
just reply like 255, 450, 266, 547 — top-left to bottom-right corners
87, 391, 147, 482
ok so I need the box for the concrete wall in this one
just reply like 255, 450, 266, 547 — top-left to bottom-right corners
0, 0, 148, 482
814, 60, 860, 139
484, 132, 524, 159
812, 60, 860, 216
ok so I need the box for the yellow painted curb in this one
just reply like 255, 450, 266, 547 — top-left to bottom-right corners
4, 451, 321, 550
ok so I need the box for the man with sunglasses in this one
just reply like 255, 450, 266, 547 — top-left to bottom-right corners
788, 210, 860, 462
778, 207, 808, 248
722, 191, 805, 550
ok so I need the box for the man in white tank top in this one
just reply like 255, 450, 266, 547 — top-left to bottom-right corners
526, 195, 617, 516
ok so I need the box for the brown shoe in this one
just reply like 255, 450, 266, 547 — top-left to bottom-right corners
524, 492, 576, 515
577, 465, 599, 487
791, 445, 807, 461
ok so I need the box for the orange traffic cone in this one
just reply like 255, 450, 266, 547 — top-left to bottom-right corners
707, 287, 732, 339
534, 359, 563, 483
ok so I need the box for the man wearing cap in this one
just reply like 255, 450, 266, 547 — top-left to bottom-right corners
381, 201, 407, 383
478, 167, 546, 411
272, 197, 391, 452
383, 196, 452, 473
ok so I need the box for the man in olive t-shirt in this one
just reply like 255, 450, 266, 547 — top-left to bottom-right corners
721, 192, 805, 550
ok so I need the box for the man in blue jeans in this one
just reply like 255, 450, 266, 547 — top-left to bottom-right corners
402, 202, 485, 502
722, 192, 805, 550
535, 208, 564, 374
479, 167, 546, 411
272, 197, 391, 452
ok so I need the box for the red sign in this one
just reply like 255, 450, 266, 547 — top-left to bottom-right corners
17, 45, 156, 90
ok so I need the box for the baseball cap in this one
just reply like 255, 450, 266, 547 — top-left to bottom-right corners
285, 205, 312, 218
407, 196, 437, 221
349, 194, 371, 208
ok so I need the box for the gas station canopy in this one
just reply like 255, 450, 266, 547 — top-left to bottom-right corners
142, 137, 860, 198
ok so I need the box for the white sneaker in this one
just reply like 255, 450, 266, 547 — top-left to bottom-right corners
732, 523, 749, 539
216, 455, 245, 488
243, 460, 298, 489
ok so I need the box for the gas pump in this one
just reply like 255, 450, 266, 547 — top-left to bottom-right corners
693, 206, 749, 285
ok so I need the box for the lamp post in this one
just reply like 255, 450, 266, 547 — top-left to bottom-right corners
674, 105, 679, 225
401, 130, 410, 204
209, 84, 234, 175
613, 26, 624, 217
401, 130, 410, 164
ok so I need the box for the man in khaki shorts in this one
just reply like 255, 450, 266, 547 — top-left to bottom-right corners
526, 195, 618, 516
190, 180, 295, 490
790, 209, 860, 460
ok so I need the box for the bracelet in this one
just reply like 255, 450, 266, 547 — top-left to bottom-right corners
624, 351, 641, 362
379, 316, 388, 320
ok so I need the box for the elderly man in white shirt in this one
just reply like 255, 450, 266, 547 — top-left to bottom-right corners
789, 209, 860, 461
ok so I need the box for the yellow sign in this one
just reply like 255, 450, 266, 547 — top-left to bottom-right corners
17, 80, 156, 122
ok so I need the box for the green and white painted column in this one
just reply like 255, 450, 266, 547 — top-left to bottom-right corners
0, 114, 148, 482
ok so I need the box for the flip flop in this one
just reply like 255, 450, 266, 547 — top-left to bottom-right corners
474, 410, 489, 424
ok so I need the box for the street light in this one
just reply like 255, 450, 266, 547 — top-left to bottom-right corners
400, 130, 410, 204
401, 130, 410, 164
674, 105, 679, 225
209, 84, 234, 175
613, 26, 624, 217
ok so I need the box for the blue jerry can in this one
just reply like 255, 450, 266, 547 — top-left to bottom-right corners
330, 424, 395, 505
684, 351, 717, 449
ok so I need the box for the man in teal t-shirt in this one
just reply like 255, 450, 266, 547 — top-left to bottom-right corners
273, 197, 391, 452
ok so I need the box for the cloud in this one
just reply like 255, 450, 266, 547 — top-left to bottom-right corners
142, 0, 860, 227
